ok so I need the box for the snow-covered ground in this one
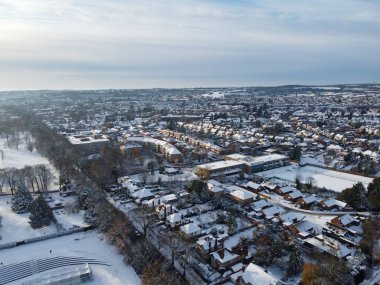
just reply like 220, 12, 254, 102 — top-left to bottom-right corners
0, 135, 60, 191
0, 196, 57, 244
1, 231, 141, 285
0, 136, 50, 169
257, 164, 373, 192
0, 195, 87, 245
54, 209, 89, 231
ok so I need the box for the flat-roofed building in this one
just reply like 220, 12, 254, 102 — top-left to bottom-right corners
225, 153, 289, 173
195, 160, 244, 178
67, 134, 111, 155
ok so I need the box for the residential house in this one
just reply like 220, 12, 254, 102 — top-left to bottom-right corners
180, 223, 202, 238
229, 187, 255, 206
284, 190, 303, 202
319, 198, 347, 211
239, 263, 281, 285
211, 248, 245, 271
297, 196, 317, 209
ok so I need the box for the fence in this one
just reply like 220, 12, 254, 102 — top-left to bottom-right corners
0, 225, 95, 251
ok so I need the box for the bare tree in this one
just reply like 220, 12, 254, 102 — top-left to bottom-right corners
0, 173, 5, 195
178, 246, 193, 277
305, 176, 316, 189
4, 168, 18, 195
161, 232, 187, 266
35, 165, 52, 193
23, 165, 36, 192
134, 207, 156, 237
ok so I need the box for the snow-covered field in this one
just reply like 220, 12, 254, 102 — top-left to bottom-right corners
0, 196, 57, 244
1, 231, 141, 285
257, 164, 373, 192
0, 136, 50, 169
0, 195, 87, 245
0, 135, 60, 191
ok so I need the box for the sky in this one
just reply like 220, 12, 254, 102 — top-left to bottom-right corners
0, 0, 379, 90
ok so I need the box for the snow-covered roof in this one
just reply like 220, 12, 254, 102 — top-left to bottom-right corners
197, 160, 244, 171
166, 213, 183, 223
241, 263, 280, 285
246, 181, 261, 190
301, 196, 317, 204
286, 190, 303, 199
68, 135, 109, 145
121, 180, 140, 193
132, 188, 154, 199
226, 153, 288, 166
230, 189, 255, 201
280, 212, 305, 225
252, 199, 269, 211
338, 214, 358, 226
262, 206, 285, 219
207, 179, 223, 188
260, 182, 278, 190
279, 185, 295, 194
180, 223, 201, 235
305, 234, 353, 258
322, 198, 347, 208
127, 136, 182, 155
211, 249, 239, 263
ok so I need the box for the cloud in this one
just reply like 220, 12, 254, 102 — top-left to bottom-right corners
0, 0, 379, 90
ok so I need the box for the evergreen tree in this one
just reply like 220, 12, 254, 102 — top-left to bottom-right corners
29, 196, 55, 229
368, 177, 380, 211
287, 246, 304, 276
338, 182, 367, 210
290, 146, 302, 161
11, 186, 34, 214
295, 177, 302, 190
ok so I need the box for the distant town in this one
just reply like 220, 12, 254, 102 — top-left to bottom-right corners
0, 84, 380, 285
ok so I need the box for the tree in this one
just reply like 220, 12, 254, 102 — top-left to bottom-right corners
134, 207, 156, 237
147, 161, 155, 175
188, 180, 209, 203
287, 246, 304, 276
141, 260, 185, 285
289, 146, 302, 161
35, 164, 53, 193
161, 232, 187, 266
338, 182, 367, 210
360, 218, 380, 266
29, 195, 55, 229
368, 177, 380, 210
295, 174, 302, 190
4, 168, 19, 195
125, 239, 161, 274
11, 185, 34, 213
305, 177, 316, 190
301, 263, 324, 285
0, 173, 5, 195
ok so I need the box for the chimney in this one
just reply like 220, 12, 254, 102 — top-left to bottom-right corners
219, 249, 225, 259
